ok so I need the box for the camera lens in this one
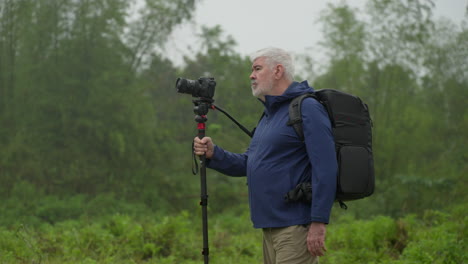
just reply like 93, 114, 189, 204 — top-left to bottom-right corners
176, 78, 190, 94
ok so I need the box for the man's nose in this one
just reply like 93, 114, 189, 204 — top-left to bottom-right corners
249, 72, 255, 79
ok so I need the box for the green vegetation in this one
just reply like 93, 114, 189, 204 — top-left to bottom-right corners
0, 0, 466, 263
0, 200, 465, 263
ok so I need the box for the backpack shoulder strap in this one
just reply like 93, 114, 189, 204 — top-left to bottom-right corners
287, 93, 318, 141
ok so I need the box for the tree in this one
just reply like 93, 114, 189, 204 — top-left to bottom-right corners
0, 0, 200, 205
313, 0, 467, 217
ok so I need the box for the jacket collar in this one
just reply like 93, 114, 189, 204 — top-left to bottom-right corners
260, 81, 315, 114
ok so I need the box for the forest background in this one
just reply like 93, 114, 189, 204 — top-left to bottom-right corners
0, 0, 466, 263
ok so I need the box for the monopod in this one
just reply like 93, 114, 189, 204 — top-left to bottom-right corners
193, 97, 212, 264
176, 77, 253, 263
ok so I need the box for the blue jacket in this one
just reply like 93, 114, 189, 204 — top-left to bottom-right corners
207, 81, 337, 228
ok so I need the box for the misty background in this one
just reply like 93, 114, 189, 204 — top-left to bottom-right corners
0, 0, 466, 263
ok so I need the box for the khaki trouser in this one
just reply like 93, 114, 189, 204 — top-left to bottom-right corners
262, 225, 319, 264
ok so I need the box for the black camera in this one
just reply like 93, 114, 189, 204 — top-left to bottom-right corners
176, 77, 216, 99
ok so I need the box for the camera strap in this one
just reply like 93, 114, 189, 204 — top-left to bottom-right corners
192, 141, 199, 175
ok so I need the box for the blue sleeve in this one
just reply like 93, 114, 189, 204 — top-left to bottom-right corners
301, 98, 338, 224
206, 145, 248, 177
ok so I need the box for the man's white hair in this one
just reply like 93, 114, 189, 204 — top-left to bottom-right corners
249, 47, 295, 81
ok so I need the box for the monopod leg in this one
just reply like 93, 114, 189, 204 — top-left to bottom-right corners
198, 121, 209, 264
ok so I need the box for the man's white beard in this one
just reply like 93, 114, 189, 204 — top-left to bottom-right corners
251, 79, 273, 99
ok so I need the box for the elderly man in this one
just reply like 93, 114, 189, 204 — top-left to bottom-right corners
194, 47, 337, 264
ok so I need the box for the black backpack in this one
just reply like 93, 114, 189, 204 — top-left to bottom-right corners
285, 89, 374, 209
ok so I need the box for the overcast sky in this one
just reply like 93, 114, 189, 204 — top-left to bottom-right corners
164, 0, 467, 65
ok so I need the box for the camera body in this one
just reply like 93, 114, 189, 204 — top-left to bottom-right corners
176, 77, 216, 99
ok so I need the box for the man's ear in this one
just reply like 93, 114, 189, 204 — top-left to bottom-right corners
274, 64, 285, 79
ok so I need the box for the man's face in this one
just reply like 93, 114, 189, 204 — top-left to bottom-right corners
250, 57, 274, 99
